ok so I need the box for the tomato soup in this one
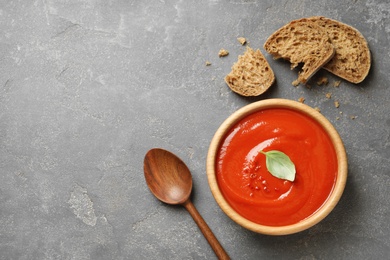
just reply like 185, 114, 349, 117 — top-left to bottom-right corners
216, 108, 338, 226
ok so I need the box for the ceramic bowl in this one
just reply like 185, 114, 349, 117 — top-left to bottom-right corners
206, 98, 348, 235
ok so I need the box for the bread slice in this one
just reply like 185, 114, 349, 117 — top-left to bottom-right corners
308, 16, 371, 83
263, 18, 335, 85
225, 47, 275, 96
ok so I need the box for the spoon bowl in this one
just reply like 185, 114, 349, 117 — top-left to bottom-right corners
144, 148, 229, 259
144, 148, 192, 205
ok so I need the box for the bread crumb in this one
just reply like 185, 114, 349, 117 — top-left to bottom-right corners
336, 116, 340, 120
350, 115, 356, 120
326, 92, 332, 99
317, 77, 329, 86
334, 101, 340, 108
298, 97, 305, 103
237, 37, 247, 45
205, 61, 211, 66
314, 107, 321, 112
218, 49, 229, 57
292, 79, 300, 86
333, 80, 341, 87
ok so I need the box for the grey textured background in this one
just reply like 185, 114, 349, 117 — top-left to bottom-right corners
1, 0, 389, 259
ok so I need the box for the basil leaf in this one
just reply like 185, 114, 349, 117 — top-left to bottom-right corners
260, 150, 296, 181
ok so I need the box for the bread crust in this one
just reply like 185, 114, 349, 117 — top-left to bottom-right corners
263, 18, 335, 85
225, 47, 275, 96
308, 16, 371, 83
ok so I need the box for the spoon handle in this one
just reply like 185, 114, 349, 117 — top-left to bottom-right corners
183, 200, 230, 260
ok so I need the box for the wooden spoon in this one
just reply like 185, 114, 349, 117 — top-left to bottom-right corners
144, 148, 229, 260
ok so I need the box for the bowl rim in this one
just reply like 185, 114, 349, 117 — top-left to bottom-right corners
206, 98, 348, 235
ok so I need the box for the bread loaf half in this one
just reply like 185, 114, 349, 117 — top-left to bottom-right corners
309, 16, 371, 83
263, 18, 335, 85
225, 47, 275, 96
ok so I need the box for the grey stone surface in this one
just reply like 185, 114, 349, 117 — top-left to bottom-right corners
0, 0, 389, 259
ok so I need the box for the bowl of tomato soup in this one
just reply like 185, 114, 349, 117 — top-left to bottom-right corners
206, 99, 347, 235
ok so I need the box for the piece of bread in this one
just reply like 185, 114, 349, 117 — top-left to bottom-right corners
308, 16, 371, 83
225, 47, 275, 96
263, 18, 335, 85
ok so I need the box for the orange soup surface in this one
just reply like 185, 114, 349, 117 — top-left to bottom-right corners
216, 108, 338, 226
